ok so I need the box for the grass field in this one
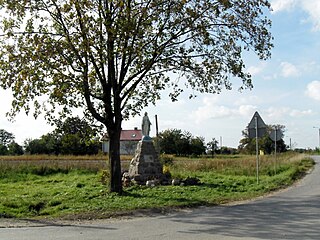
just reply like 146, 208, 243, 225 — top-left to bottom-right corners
0, 152, 314, 219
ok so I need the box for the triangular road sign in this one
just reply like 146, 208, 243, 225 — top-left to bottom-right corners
248, 111, 267, 138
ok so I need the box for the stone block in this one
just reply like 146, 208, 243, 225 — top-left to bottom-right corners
128, 140, 164, 184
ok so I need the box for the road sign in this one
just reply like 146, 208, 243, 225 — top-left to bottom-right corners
248, 111, 267, 139
270, 128, 283, 141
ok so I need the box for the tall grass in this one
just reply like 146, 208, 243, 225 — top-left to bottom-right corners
0, 152, 314, 219
0, 154, 133, 161
0, 154, 133, 175
0, 152, 309, 180
169, 152, 310, 177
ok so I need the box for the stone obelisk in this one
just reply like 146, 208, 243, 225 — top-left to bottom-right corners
128, 112, 163, 184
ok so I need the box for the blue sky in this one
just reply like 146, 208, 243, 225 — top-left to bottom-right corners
1, 0, 320, 149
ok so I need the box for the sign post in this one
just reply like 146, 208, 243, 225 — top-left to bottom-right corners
270, 127, 283, 174
248, 112, 266, 184
255, 116, 259, 184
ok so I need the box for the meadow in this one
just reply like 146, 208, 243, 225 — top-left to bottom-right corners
0, 152, 314, 220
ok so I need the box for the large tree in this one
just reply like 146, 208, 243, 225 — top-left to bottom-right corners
0, 0, 273, 193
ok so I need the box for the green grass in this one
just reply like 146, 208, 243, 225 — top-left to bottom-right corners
0, 153, 315, 219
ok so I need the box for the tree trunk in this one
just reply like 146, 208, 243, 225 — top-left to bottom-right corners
108, 125, 123, 194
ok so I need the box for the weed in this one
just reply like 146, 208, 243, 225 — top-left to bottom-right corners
160, 155, 174, 166
28, 202, 46, 214
48, 200, 62, 207
99, 170, 110, 185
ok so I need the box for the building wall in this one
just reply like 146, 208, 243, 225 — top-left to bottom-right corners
102, 140, 139, 155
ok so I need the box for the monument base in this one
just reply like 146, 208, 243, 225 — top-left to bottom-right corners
128, 140, 165, 184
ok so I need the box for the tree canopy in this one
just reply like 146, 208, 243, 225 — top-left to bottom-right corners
207, 138, 219, 157
0, 129, 14, 146
0, 0, 273, 193
24, 116, 100, 155
238, 124, 287, 154
157, 128, 206, 156
0, 0, 272, 120
0, 129, 23, 155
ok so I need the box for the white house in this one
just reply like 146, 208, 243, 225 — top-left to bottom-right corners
101, 128, 142, 155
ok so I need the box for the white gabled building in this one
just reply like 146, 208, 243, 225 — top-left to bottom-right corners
101, 127, 142, 155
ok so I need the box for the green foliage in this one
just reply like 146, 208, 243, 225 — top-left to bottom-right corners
0, 129, 24, 155
207, 138, 219, 157
0, 0, 273, 193
24, 136, 58, 155
159, 155, 174, 166
238, 124, 287, 154
0, 129, 14, 146
7, 141, 24, 155
157, 129, 206, 156
0, 0, 272, 121
0, 144, 8, 155
24, 117, 100, 155
190, 137, 207, 156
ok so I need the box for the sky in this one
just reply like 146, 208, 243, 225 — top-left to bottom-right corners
1, 0, 320, 149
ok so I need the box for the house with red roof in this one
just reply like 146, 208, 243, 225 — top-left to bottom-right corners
101, 127, 142, 155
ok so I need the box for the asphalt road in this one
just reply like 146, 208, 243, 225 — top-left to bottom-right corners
1, 155, 320, 240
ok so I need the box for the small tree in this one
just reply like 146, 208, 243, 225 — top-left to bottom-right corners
24, 134, 60, 155
0, 129, 23, 155
7, 141, 24, 155
207, 138, 219, 157
55, 117, 100, 155
157, 129, 184, 155
238, 125, 287, 154
190, 136, 206, 156
157, 129, 205, 156
24, 117, 100, 155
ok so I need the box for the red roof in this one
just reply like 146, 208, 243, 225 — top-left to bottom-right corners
120, 129, 142, 141
100, 129, 142, 141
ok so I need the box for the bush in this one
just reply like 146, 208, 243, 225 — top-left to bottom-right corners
160, 155, 174, 166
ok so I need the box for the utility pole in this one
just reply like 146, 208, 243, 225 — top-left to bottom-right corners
313, 127, 320, 151
155, 115, 159, 138
155, 115, 160, 153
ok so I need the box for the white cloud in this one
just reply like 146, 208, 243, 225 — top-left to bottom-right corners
289, 109, 313, 117
271, 0, 297, 13
191, 96, 257, 124
306, 81, 320, 101
301, 0, 320, 31
191, 97, 230, 124
247, 65, 264, 76
266, 107, 313, 120
266, 107, 290, 119
192, 105, 232, 124
271, 0, 320, 31
235, 96, 260, 106
280, 62, 300, 78
238, 105, 257, 116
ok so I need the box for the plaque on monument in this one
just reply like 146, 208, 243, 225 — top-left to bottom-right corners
144, 155, 154, 163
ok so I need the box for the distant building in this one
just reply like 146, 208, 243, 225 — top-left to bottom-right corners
101, 128, 142, 155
